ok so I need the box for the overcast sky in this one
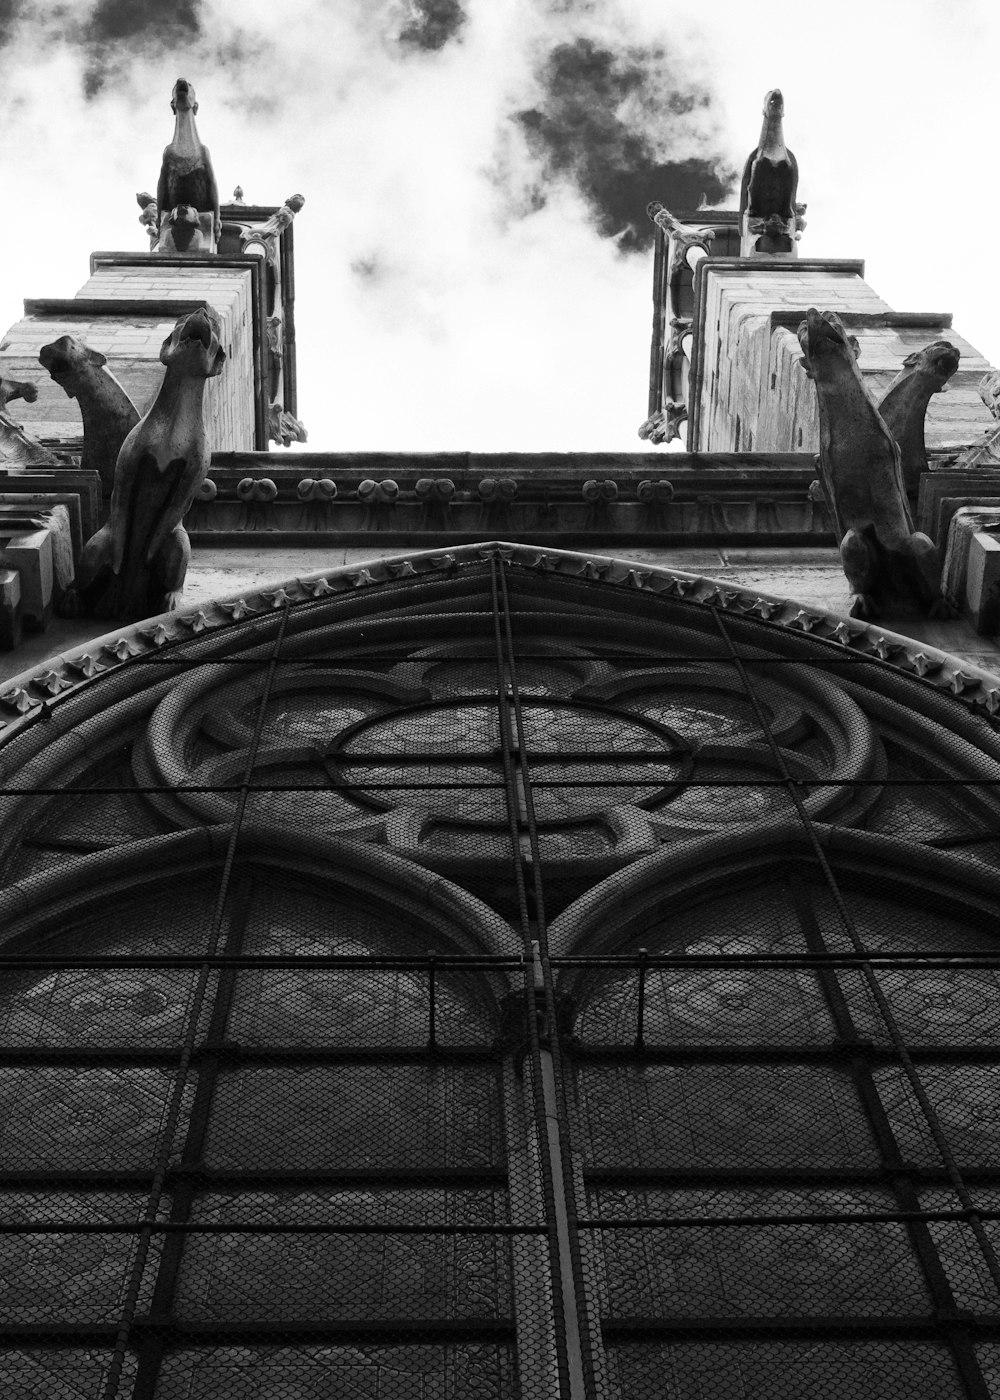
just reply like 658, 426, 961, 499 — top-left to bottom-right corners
1, 0, 996, 453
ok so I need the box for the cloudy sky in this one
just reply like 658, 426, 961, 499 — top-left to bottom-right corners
1, 0, 996, 452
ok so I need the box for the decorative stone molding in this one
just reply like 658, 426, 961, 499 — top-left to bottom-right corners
0, 542, 998, 746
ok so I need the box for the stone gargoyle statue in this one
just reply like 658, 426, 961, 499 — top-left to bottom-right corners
740, 89, 799, 254
63, 307, 226, 621
154, 78, 220, 254
877, 341, 961, 495
798, 308, 952, 620
0, 377, 56, 469
38, 336, 140, 502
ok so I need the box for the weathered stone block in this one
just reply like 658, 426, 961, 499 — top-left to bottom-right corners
0, 527, 53, 629
0, 568, 21, 650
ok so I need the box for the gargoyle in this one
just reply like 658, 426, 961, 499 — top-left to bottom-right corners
798, 308, 952, 620
38, 337, 140, 500
155, 78, 220, 254
877, 341, 960, 495
740, 89, 798, 254
64, 308, 226, 621
0, 377, 56, 469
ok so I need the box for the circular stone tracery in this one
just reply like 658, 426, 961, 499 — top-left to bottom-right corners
335, 699, 690, 821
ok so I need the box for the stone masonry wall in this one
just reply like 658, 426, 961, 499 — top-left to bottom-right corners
0, 257, 256, 452
693, 261, 995, 458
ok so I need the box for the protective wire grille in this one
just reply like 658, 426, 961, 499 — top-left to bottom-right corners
0, 553, 998, 1397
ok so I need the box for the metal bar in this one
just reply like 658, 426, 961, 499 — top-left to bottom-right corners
713, 607, 1000, 1400
105, 601, 293, 1400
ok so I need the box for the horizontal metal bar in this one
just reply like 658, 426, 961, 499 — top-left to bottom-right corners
0, 1221, 543, 1235
0, 1167, 508, 1188
1, 952, 998, 969
0, 1044, 501, 1065
579, 1209, 1000, 1229
0, 1319, 516, 1342
572, 1043, 1000, 1061
601, 1317, 969, 1340
9, 778, 1000, 794
0, 954, 527, 970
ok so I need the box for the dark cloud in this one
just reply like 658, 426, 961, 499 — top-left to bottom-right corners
0, 0, 23, 47
398, 0, 465, 53
515, 37, 736, 249
81, 0, 202, 97
84, 0, 200, 43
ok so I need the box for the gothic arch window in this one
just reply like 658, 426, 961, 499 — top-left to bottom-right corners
562, 832, 1000, 1399
0, 845, 515, 1398
1, 542, 1000, 1398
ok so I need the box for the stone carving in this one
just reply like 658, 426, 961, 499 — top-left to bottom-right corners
136, 191, 159, 247
647, 202, 715, 280
239, 193, 305, 271
0, 378, 56, 469
415, 477, 455, 531
877, 341, 960, 494
981, 370, 1000, 420
642, 203, 715, 445
0, 377, 36, 414
64, 308, 226, 621
155, 78, 220, 254
798, 308, 952, 619
268, 400, 308, 448
38, 336, 140, 499
639, 403, 686, 445
740, 89, 799, 255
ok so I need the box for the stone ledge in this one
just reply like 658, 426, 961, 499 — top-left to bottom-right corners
23, 298, 210, 319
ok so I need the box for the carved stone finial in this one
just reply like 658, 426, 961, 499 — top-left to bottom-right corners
268, 401, 308, 448
136, 191, 159, 248
154, 78, 220, 254
239, 194, 306, 263
980, 370, 1000, 421
739, 89, 799, 256
38, 337, 140, 500
647, 201, 715, 279
878, 341, 960, 494
638, 402, 686, 446
232, 185, 245, 204
797, 308, 952, 620
63, 308, 226, 621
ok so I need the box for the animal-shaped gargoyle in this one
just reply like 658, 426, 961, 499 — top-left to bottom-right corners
877, 341, 960, 496
38, 336, 140, 503
798, 308, 953, 620
0, 377, 55, 469
64, 307, 226, 622
155, 78, 220, 255
740, 89, 799, 255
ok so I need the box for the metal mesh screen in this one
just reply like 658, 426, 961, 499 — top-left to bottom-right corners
0, 551, 999, 1397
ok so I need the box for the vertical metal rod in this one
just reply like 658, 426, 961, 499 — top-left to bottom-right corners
427, 952, 437, 1053
532, 940, 589, 1400
488, 555, 587, 1400
712, 607, 1000, 1312
635, 947, 648, 1052
102, 602, 292, 1400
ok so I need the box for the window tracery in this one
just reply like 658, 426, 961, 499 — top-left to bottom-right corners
0, 547, 998, 1397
